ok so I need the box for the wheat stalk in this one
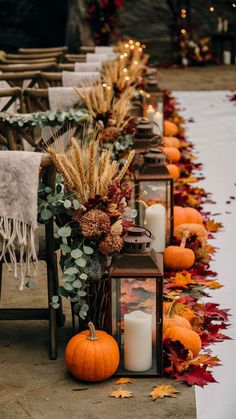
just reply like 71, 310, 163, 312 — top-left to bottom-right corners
115, 150, 135, 182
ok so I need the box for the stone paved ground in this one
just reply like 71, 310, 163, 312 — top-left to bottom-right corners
1, 65, 235, 419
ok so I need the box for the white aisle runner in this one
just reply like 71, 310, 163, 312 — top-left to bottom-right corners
174, 91, 236, 419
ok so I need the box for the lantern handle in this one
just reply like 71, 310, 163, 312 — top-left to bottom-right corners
142, 226, 152, 238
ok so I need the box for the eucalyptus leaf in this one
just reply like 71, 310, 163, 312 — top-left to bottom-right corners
58, 226, 72, 238
80, 273, 88, 280
60, 243, 71, 253
64, 199, 71, 209
58, 286, 70, 297
41, 208, 53, 221
52, 302, 60, 309
73, 199, 80, 210
64, 282, 74, 291
63, 274, 76, 282
73, 279, 82, 288
75, 258, 87, 268
25, 280, 36, 289
83, 245, 94, 255
52, 295, 59, 303
44, 186, 52, 193
64, 267, 79, 275
81, 303, 89, 312
71, 248, 83, 259
78, 290, 86, 297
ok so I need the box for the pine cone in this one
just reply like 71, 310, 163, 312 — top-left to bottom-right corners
98, 234, 124, 256
99, 127, 120, 143
79, 209, 110, 237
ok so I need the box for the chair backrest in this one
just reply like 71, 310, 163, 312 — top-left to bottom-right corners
1, 58, 57, 65
0, 71, 42, 89
57, 63, 74, 72
0, 62, 58, 73
18, 46, 68, 54
80, 46, 95, 54
40, 72, 62, 87
64, 54, 86, 63
23, 88, 49, 112
7, 52, 63, 61
0, 87, 23, 113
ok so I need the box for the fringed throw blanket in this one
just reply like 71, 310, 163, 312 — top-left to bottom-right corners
0, 151, 42, 290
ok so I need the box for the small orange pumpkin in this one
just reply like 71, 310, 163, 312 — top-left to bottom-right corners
174, 223, 208, 247
167, 164, 180, 180
65, 322, 120, 382
163, 299, 192, 333
164, 246, 195, 271
164, 226, 195, 271
164, 120, 179, 137
174, 206, 203, 228
163, 325, 202, 356
163, 147, 181, 162
164, 136, 181, 148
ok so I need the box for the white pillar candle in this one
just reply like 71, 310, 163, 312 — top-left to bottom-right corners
146, 204, 166, 252
153, 111, 163, 135
223, 51, 231, 65
124, 310, 152, 372
146, 105, 155, 122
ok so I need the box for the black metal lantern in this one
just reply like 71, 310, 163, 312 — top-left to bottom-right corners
110, 226, 163, 377
133, 118, 162, 153
134, 148, 174, 249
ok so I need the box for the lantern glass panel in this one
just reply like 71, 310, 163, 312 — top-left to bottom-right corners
138, 179, 172, 244
112, 277, 159, 374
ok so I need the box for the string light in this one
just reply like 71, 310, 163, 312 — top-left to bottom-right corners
209, 6, 215, 12
124, 43, 129, 48
181, 28, 187, 34
232, 2, 236, 7
181, 8, 187, 18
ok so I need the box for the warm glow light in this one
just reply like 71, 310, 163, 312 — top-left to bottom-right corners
120, 54, 124, 59
125, 43, 129, 48
135, 41, 140, 47
138, 47, 143, 52
130, 45, 135, 50
102, 83, 107, 87
232, 2, 236, 7
129, 39, 134, 44
133, 60, 138, 65
181, 8, 186, 13
209, 6, 215, 12
124, 52, 128, 57
125, 76, 130, 81
142, 44, 146, 49
181, 28, 186, 34
123, 68, 128, 73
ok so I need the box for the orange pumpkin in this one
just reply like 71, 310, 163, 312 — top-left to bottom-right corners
174, 223, 208, 247
164, 245, 195, 271
163, 325, 202, 356
174, 206, 203, 228
65, 322, 120, 382
164, 120, 179, 137
163, 299, 192, 333
167, 164, 180, 180
164, 136, 181, 148
163, 147, 181, 162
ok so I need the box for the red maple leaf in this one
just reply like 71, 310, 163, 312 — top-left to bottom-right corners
175, 365, 217, 387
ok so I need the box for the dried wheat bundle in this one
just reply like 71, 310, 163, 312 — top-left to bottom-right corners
46, 135, 135, 204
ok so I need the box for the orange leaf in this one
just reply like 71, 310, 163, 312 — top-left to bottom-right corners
110, 389, 133, 399
150, 384, 179, 401
204, 281, 223, 289
170, 272, 196, 288
179, 177, 198, 184
115, 378, 134, 385
205, 219, 223, 232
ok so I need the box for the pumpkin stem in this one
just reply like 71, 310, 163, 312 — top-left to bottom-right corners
87, 322, 99, 341
180, 228, 189, 248
166, 298, 178, 318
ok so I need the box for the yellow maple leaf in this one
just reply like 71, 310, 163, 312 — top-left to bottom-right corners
150, 384, 179, 401
204, 280, 223, 289
179, 177, 198, 184
171, 272, 196, 288
180, 354, 221, 371
187, 196, 198, 206
115, 378, 134, 385
110, 389, 133, 399
205, 219, 223, 232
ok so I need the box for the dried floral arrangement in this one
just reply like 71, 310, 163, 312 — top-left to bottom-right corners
41, 135, 135, 318
75, 83, 136, 161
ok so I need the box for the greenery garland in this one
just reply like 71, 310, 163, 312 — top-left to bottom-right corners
0, 109, 90, 128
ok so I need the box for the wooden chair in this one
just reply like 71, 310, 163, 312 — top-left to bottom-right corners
80, 46, 95, 54
19, 46, 68, 54
57, 63, 74, 72
40, 72, 62, 88
64, 54, 86, 63
0, 154, 65, 360
23, 88, 49, 112
7, 52, 64, 62
0, 62, 57, 73
0, 87, 24, 150
0, 71, 41, 89
1, 58, 57, 65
